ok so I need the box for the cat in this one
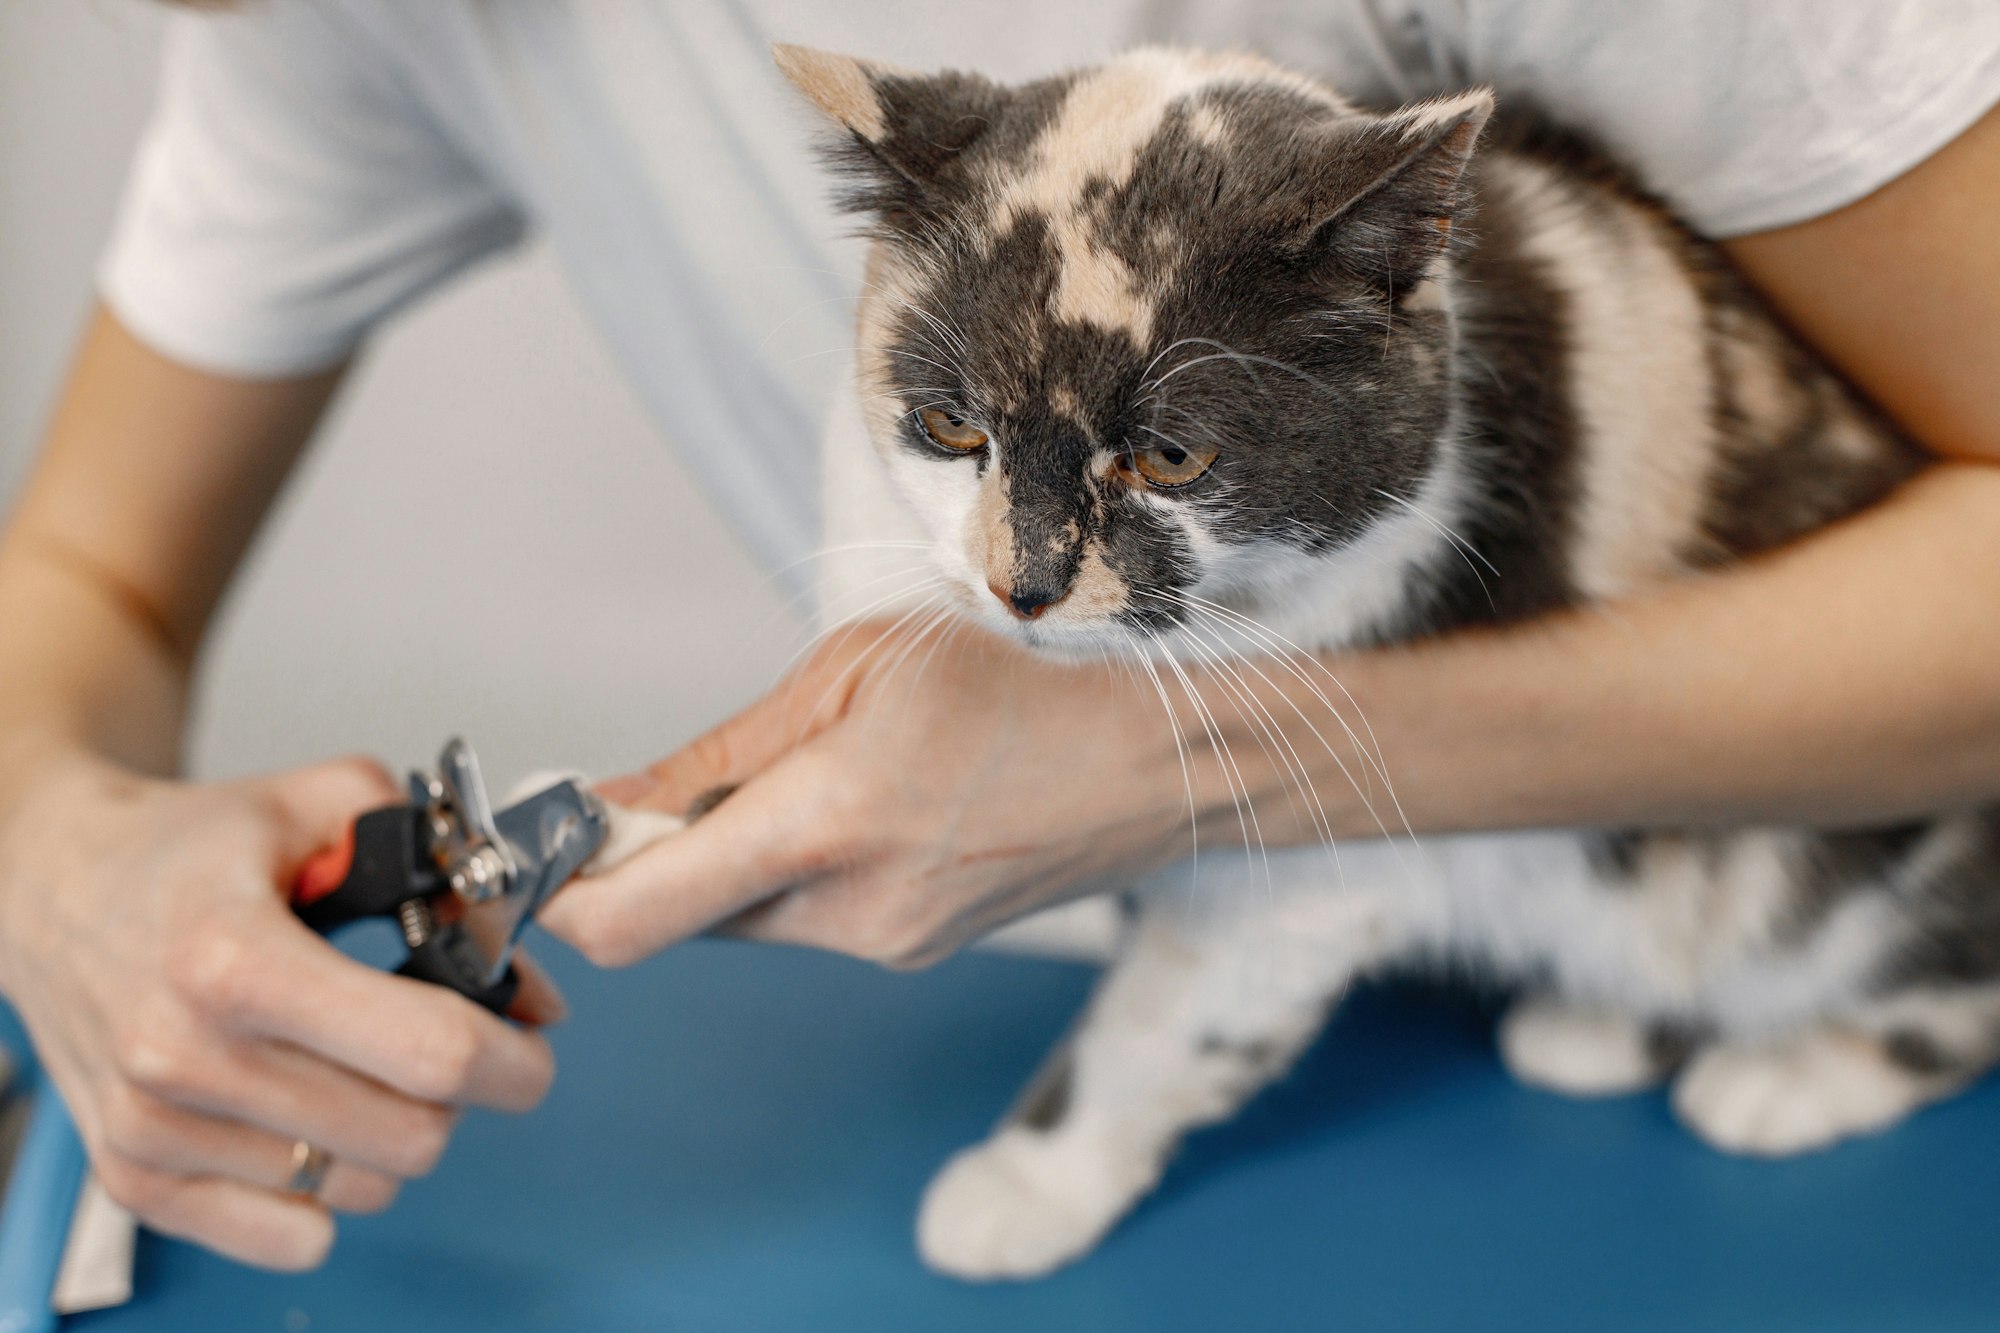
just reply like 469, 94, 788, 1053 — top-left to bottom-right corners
774, 43, 2000, 1280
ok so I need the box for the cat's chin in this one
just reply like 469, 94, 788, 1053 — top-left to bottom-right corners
1010, 631, 1120, 664
943, 600, 1140, 663
989, 618, 1153, 665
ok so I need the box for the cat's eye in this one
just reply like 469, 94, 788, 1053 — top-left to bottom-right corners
1122, 442, 1219, 489
919, 407, 990, 453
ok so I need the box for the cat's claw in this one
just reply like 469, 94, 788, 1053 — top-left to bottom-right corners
1671, 1030, 1939, 1156
917, 1127, 1153, 1281
1497, 996, 1666, 1097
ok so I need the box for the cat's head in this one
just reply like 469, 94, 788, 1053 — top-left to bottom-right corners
779, 45, 1490, 653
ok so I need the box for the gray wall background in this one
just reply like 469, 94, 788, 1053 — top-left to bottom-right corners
0, 1, 803, 789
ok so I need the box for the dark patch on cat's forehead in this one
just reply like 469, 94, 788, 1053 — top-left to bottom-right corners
884, 213, 1146, 413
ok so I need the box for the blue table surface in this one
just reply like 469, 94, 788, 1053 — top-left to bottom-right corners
17, 936, 1998, 1332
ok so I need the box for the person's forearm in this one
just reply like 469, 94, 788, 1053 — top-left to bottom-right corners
1245, 463, 2000, 840
0, 307, 344, 809
0, 530, 197, 809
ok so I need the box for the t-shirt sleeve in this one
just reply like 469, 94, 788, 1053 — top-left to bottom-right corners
1466, 0, 2000, 237
99, 2, 526, 377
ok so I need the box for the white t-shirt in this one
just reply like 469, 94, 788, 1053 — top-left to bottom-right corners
101, 0, 2000, 577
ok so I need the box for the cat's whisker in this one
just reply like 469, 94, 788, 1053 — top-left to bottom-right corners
892, 398, 969, 425
1133, 335, 1235, 393
1171, 599, 1429, 885
1167, 590, 1398, 784
868, 606, 965, 749
1154, 589, 1423, 856
1171, 616, 1347, 870
772, 575, 954, 692
1132, 423, 1200, 455
770, 538, 938, 578
1169, 620, 1348, 894
1168, 619, 1403, 836
1123, 643, 1203, 891
1136, 592, 1352, 832
1142, 343, 1333, 404
863, 385, 957, 404
883, 294, 973, 362
1181, 651, 1289, 920
752, 290, 885, 358
878, 347, 971, 382
785, 561, 950, 633
876, 602, 963, 710
848, 270, 975, 352
753, 545, 944, 641
1155, 643, 1272, 896
1371, 486, 1501, 611
780, 590, 957, 753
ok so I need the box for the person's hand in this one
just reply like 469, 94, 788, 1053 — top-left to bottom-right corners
540, 619, 1262, 969
0, 750, 562, 1270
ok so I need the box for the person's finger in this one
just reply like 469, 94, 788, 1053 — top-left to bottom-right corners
243, 755, 402, 869
616, 635, 875, 813
115, 1003, 463, 1180
505, 949, 567, 1027
168, 909, 555, 1115
98, 1084, 400, 1213
92, 1154, 336, 1272
541, 752, 852, 967
712, 880, 977, 970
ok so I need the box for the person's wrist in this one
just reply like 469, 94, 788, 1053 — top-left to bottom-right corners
0, 721, 96, 827
0, 735, 102, 996
1166, 645, 1415, 850
1126, 660, 1286, 859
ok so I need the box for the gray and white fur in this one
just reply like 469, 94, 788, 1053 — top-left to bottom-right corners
777, 45, 1998, 1280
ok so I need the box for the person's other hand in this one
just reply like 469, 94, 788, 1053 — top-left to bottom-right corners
540, 619, 1256, 969
0, 751, 562, 1270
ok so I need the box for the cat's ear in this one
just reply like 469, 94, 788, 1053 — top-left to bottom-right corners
774, 44, 1010, 231
1305, 90, 1494, 297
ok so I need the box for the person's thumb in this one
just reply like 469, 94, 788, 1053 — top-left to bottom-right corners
611, 633, 873, 813
244, 755, 402, 868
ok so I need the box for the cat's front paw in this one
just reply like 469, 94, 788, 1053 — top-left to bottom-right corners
1497, 995, 1667, 1097
1671, 1030, 1940, 1156
916, 1126, 1154, 1281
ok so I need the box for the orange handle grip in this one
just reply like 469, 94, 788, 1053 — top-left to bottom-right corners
293, 823, 357, 907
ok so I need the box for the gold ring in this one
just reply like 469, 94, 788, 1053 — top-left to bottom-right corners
286, 1139, 332, 1197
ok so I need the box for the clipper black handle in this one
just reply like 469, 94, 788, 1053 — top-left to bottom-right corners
292, 805, 515, 1014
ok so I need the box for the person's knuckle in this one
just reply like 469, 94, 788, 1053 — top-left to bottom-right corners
390, 1106, 456, 1177
98, 1084, 169, 1163
167, 927, 259, 1021
114, 1017, 200, 1101
405, 1017, 483, 1101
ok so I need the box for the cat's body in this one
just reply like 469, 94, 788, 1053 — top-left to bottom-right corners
777, 45, 2000, 1279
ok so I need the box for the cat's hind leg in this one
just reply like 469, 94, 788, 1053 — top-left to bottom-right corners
917, 874, 1408, 1281
1672, 985, 2000, 1156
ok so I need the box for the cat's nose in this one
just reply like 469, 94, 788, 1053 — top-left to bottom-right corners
990, 581, 1062, 620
